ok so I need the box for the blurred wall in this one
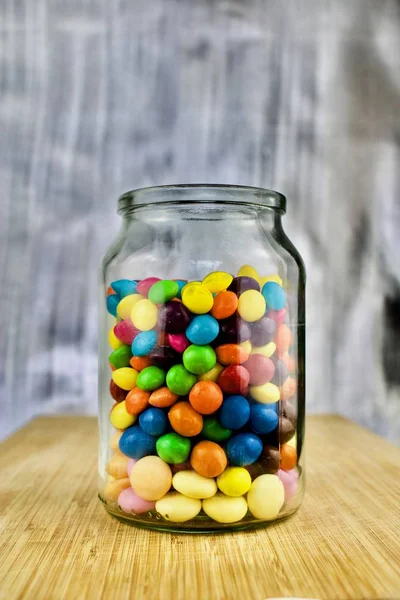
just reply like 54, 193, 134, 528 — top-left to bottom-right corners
1, 0, 399, 441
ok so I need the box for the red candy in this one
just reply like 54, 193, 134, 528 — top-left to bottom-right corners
243, 354, 275, 386
109, 379, 128, 402
114, 320, 139, 345
218, 365, 250, 395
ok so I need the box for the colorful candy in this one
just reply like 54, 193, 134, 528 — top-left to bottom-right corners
172, 470, 217, 499
156, 432, 191, 464
129, 456, 172, 501
103, 268, 300, 527
247, 474, 284, 520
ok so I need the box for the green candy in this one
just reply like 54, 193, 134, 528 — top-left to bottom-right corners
156, 432, 191, 464
182, 345, 216, 375
148, 280, 179, 304
166, 364, 197, 395
136, 366, 165, 391
108, 345, 132, 369
202, 417, 232, 442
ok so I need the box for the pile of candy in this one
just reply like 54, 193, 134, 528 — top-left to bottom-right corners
102, 266, 298, 526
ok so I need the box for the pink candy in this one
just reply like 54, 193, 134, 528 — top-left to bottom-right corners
127, 458, 136, 476
118, 487, 155, 514
114, 320, 139, 345
137, 277, 161, 297
167, 333, 190, 353
277, 469, 298, 502
267, 308, 287, 325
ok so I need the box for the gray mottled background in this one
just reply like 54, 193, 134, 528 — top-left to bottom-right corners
1, 0, 399, 442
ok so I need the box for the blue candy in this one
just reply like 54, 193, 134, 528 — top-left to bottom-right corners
261, 282, 286, 311
174, 280, 187, 299
131, 330, 158, 356
119, 425, 157, 459
110, 279, 138, 298
226, 433, 263, 466
249, 404, 278, 434
219, 395, 250, 430
106, 294, 119, 317
139, 407, 168, 436
186, 315, 220, 345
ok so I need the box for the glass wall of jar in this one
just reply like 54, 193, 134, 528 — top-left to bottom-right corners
99, 185, 305, 532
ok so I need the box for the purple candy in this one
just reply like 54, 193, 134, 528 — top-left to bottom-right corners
251, 315, 277, 346
150, 345, 179, 370
158, 301, 192, 333
271, 359, 289, 386
118, 487, 155, 514
219, 316, 251, 344
228, 276, 260, 295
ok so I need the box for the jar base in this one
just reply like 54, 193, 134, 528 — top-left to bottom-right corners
100, 495, 301, 534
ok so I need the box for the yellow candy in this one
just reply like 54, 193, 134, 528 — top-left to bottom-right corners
237, 265, 260, 282
202, 493, 248, 523
108, 327, 123, 350
198, 363, 224, 382
106, 453, 130, 479
103, 477, 131, 503
112, 367, 138, 390
116, 294, 143, 320
260, 274, 283, 287
249, 382, 280, 404
287, 432, 297, 449
237, 289, 266, 322
155, 492, 202, 522
181, 281, 201, 295
240, 340, 252, 355
172, 470, 217, 499
202, 271, 233, 294
131, 299, 158, 331
247, 474, 284, 520
250, 342, 276, 358
182, 283, 214, 314
110, 400, 136, 429
217, 467, 252, 497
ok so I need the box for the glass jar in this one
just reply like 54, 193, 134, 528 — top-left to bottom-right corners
98, 185, 305, 532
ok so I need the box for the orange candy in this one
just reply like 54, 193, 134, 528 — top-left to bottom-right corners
149, 386, 179, 408
210, 291, 238, 320
216, 344, 250, 366
130, 355, 152, 371
107, 286, 114, 296
280, 377, 297, 400
168, 401, 203, 437
275, 323, 293, 356
190, 441, 227, 478
189, 381, 223, 415
280, 444, 297, 470
125, 387, 150, 415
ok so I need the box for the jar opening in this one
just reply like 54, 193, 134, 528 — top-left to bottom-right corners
118, 184, 286, 214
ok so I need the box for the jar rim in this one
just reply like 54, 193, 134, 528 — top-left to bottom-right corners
118, 184, 286, 213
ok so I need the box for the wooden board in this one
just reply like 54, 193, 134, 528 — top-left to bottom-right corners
0, 415, 399, 600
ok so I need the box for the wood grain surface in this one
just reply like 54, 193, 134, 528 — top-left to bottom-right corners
0, 415, 399, 600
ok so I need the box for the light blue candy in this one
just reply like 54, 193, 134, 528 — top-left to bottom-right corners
261, 281, 286, 311
249, 404, 278, 434
106, 294, 119, 317
226, 433, 263, 466
186, 315, 219, 345
132, 330, 158, 356
119, 425, 157, 459
174, 280, 187, 299
110, 279, 138, 298
139, 408, 168, 436
219, 395, 250, 430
